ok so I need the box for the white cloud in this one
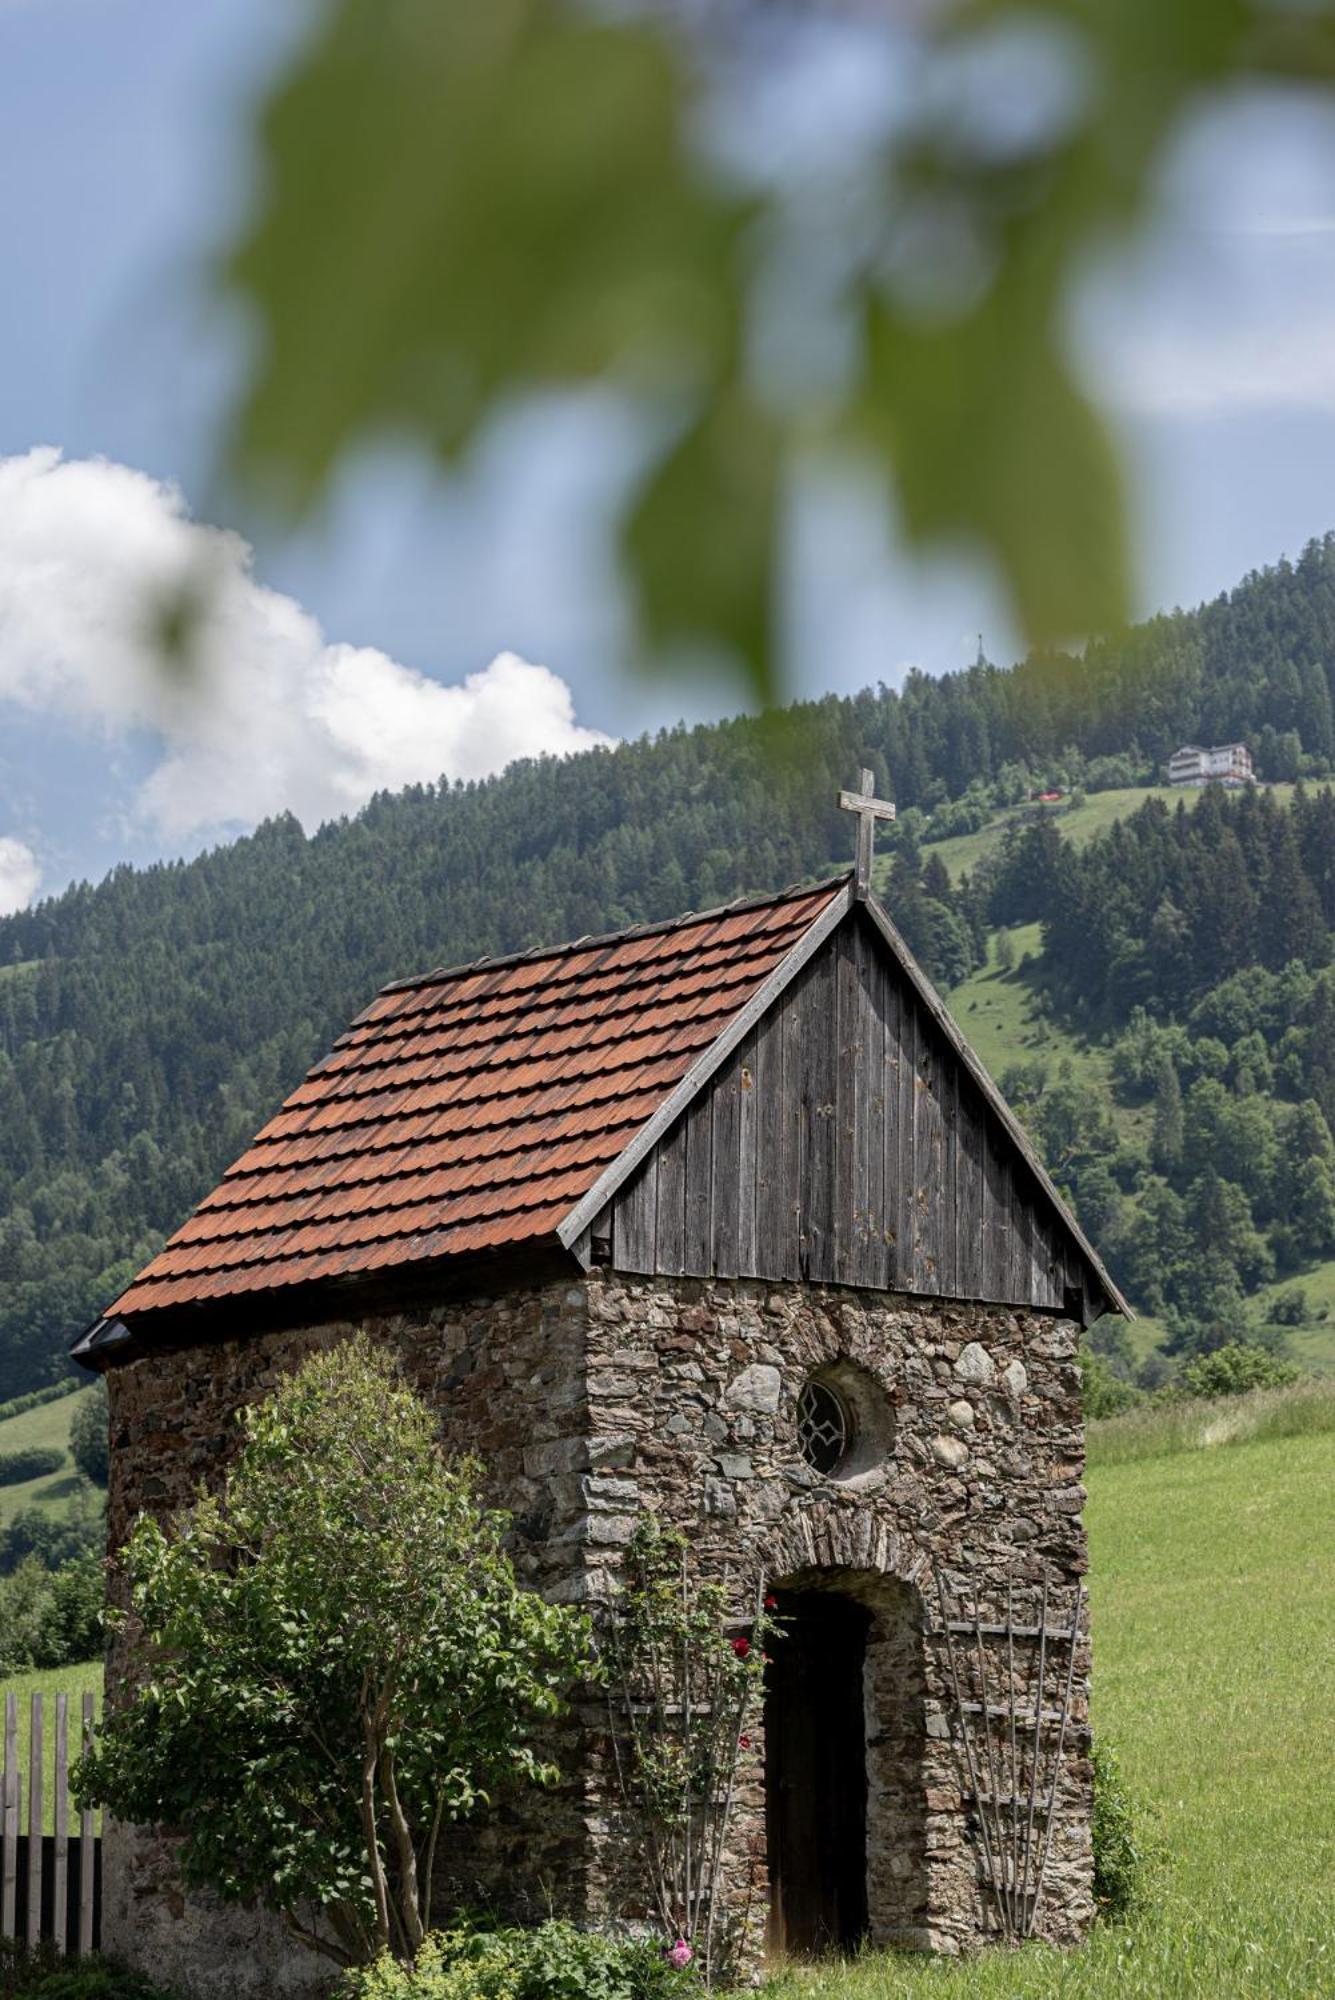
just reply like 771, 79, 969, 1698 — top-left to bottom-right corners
0, 838, 39, 917
1229, 216, 1335, 240
0, 450, 613, 843
1092, 311, 1335, 420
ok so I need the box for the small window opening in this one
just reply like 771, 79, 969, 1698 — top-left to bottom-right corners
797, 1378, 853, 1477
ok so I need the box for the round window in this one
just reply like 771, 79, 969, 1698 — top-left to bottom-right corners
796, 1377, 854, 1477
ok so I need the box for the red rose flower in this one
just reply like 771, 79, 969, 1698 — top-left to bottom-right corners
739, 1734, 751, 1750
764, 1595, 778, 1611
731, 1635, 751, 1659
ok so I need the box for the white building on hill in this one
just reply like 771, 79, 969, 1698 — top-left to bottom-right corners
1167, 742, 1256, 788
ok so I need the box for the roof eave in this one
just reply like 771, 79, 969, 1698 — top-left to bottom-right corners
86, 1235, 580, 1368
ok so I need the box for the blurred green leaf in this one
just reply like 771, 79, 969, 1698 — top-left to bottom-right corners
228, 0, 749, 498
223, 0, 1335, 701
623, 385, 782, 688
859, 269, 1129, 644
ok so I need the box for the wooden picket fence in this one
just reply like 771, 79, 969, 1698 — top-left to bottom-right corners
1, 1690, 99, 1955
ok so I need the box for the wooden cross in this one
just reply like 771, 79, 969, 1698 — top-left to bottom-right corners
839, 767, 896, 897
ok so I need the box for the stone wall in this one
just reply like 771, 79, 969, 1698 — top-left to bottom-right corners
578, 1272, 1093, 1959
100, 1268, 1092, 1996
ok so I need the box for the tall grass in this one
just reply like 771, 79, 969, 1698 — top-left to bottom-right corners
1087, 1376, 1335, 1468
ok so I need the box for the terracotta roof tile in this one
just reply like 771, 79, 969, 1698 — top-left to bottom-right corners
108, 880, 842, 1317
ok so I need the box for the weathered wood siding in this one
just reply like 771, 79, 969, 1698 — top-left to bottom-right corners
597, 909, 1102, 1315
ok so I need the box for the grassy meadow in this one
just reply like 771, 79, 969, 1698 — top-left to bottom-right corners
0, 1386, 101, 1532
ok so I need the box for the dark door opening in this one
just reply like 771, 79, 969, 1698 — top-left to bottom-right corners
764, 1589, 870, 1957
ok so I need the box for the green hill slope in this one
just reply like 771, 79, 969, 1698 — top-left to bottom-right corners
946, 929, 1335, 1374
917, 782, 1299, 886
0, 1386, 101, 1531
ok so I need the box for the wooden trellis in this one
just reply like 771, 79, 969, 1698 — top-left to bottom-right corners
931, 1577, 1085, 1940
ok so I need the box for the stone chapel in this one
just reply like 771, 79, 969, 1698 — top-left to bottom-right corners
77, 846, 1128, 1999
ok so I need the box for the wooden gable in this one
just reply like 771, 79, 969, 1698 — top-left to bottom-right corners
588, 904, 1116, 1322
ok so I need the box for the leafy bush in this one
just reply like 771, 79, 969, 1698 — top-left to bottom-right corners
1265, 1286, 1327, 1327
24, 1973, 180, 2000
338, 1923, 694, 2000
1091, 1740, 1159, 1921
0, 1554, 103, 1672
1176, 1343, 1300, 1401
69, 1383, 108, 1488
0, 1450, 65, 1489
0, 1938, 179, 1997
79, 1340, 590, 1971
1079, 1348, 1142, 1420
0, 1492, 103, 1577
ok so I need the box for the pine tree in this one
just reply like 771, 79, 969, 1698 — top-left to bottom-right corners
1150, 1056, 1184, 1174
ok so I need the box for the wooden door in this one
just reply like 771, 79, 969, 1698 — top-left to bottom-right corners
764, 1590, 870, 1956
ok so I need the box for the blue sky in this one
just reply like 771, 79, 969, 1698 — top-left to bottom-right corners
3, 0, 1335, 907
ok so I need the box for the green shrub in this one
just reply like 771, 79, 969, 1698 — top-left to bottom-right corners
0, 1938, 180, 1998
0, 1553, 103, 1672
0, 1450, 65, 1489
27, 1973, 181, 2000
338, 1923, 695, 2000
68, 1383, 108, 1489
1263, 1285, 1329, 1329
0, 1493, 103, 1577
1079, 1348, 1142, 1420
1091, 1739, 1159, 1921
79, 1341, 589, 1970
1176, 1342, 1299, 1400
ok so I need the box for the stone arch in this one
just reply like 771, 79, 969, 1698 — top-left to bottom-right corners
757, 1508, 932, 1954
759, 1500, 931, 1593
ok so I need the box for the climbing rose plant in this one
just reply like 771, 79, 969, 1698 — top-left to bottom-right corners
78, 1338, 591, 1969
599, 1517, 775, 1985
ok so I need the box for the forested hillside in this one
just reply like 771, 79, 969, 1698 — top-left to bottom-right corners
5, 537, 1335, 1396
935, 787, 1335, 1379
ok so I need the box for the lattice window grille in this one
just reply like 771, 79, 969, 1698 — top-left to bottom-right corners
796, 1379, 852, 1475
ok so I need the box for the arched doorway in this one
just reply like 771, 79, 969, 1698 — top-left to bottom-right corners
763, 1569, 927, 1958
765, 1589, 870, 1953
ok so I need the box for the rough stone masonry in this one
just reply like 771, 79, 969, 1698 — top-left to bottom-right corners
102, 1266, 1092, 2000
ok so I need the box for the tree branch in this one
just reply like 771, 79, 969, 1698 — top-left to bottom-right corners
280, 1907, 353, 1968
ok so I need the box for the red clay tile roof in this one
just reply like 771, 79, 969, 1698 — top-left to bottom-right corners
107, 880, 843, 1317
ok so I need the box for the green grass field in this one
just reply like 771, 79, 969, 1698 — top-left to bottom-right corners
945, 926, 1149, 1156
0, 1387, 101, 1532
765, 1421, 1335, 1999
